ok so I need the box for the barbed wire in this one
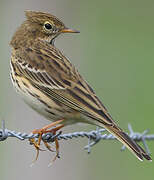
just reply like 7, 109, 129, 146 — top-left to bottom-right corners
0, 120, 153, 155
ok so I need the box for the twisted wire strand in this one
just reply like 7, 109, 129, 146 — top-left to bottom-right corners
0, 120, 153, 155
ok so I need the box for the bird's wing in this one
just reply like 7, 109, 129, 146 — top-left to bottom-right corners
12, 40, 152, 161
12, 39, 114, 125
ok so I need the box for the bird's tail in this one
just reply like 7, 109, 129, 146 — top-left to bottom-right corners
105, 124, 152, 161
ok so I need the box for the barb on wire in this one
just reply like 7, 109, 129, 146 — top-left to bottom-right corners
0, 121, 153, 155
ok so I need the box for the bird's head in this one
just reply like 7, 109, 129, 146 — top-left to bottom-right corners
10, 11, 79, 47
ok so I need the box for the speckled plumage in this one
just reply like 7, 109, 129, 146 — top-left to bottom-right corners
10, 11, 151, 161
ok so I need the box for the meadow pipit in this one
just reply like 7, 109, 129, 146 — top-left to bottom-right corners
10, 11, 151, 161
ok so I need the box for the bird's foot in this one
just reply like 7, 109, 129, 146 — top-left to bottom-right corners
29, 119, 64, 163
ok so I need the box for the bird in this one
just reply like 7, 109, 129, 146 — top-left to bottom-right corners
10, 10, 151, 162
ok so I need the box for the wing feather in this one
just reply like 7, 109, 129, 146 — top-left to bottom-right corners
12, 39, 114, 125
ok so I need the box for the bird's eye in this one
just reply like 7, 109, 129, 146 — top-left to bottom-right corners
44, 22, 52, 30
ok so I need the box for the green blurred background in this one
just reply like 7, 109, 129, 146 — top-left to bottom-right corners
0, 0, 154, 179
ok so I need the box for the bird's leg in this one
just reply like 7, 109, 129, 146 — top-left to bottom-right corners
46, 124, 64, 164
30, 119, 64, 162
43, 124, 64, 151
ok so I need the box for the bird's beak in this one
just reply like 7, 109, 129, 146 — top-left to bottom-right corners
61, 27, 80, 33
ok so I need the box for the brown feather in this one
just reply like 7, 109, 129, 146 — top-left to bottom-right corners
105, 124, 152, 161
10, 11, 152, 161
